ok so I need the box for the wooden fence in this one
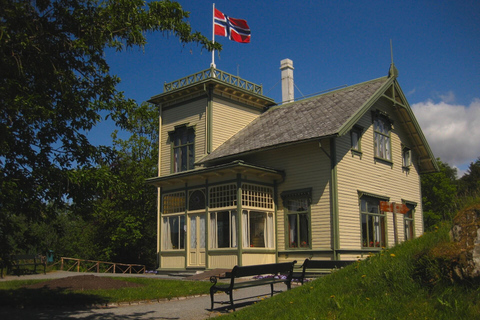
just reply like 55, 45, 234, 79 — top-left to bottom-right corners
58, 257, 146, 274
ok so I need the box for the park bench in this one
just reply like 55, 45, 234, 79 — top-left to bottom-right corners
209, 261, 297, 311
9, 254, 46, 276
293, 258, 356, 285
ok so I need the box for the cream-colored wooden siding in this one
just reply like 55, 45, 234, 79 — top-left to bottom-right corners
211, 98, 261, 151
242, 253, 276, 266
161, 255, 185, 269
335, 100, 423, 250
278, 253, 332, 264
243, 141, 332, 251
160, 98, 207, 176
209, 254, 238, 269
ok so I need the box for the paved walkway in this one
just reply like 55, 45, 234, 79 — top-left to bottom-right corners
0, 271, 290, 319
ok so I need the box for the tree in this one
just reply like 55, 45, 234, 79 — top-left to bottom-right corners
459, 157, 480, 196
0, 0, 219, 260
65, 103, 159, 267
421, 159, 458, 229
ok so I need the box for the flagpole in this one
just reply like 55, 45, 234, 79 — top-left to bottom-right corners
211, 3, 216, 68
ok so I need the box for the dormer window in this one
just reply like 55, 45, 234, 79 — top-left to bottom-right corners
170, 125, 195, 173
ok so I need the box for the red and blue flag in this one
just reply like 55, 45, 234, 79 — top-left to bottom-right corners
214, 8, 250, 43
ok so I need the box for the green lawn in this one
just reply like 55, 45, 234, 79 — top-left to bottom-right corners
219, 224, 480, 319
0, 277, 212, 308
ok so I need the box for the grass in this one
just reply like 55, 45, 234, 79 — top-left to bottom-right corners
219, 223, 480, 319
0, 277, 212, 308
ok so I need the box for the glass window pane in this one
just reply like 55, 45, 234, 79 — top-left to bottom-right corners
190, 215, 196, 249
199, 215, 206, 248
170, 217, 179, 249
188, 144, 194, 169
288, 214, 297, 248
286, 199, 308, 212
352, 131, 359, 149
299, 213, 309, 247
179, 216, 185, 249
216, 211, 230, 248
249, 212, 265, 248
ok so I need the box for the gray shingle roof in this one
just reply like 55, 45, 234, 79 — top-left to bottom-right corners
200, 76, 389, 163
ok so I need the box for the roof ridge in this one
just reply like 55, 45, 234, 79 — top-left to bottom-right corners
267, 76, 389, 112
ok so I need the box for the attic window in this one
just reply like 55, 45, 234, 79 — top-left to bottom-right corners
351, 125, 363, 155
373, 112, 392, 162
402, 146, 412, 168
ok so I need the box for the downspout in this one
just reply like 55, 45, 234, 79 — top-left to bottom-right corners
330, 138, 340, 260
157, 106, 163, 269
274, 181, 279, 263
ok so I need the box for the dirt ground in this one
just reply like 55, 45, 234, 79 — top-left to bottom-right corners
24, 274, 144, 291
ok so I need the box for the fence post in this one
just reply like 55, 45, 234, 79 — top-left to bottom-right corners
60, 258, 64, 271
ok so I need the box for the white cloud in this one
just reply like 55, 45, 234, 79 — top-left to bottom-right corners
411, 97, 480, 174
438, 91, 456, 104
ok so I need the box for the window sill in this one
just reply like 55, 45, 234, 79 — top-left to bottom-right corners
242, 248, 276, 253
374, 157, 393, 166
351, 149, 363, 158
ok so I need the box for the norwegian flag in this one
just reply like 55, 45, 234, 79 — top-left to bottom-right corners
214, 8, 250, 43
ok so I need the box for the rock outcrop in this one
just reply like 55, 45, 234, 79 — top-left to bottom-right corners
450, 203, 480, 280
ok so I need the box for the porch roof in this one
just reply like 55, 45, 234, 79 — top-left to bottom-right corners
145, 160, 284, 188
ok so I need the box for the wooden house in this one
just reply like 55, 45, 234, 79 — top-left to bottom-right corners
146, 60, 437, 271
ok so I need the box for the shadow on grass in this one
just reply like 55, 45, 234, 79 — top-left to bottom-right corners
0, 287, 178, 319
0, 306, 172, 320
0, 286, 109, 308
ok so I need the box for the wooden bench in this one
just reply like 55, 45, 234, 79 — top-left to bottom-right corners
209, 261, 297, 311
293, 258, 356, 285
9, 254, 46, 276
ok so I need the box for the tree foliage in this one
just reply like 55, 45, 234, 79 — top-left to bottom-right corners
421, 159, 458, 230
0, 0, 218, 262
459, 157, 480, 196
64, 103, 159, 267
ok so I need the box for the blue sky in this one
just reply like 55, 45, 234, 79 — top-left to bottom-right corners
93, 0, 480, 176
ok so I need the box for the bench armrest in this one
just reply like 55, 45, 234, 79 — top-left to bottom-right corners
210, 276, 218, 285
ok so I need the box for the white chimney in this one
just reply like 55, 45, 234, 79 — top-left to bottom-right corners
280, 59, 294, 104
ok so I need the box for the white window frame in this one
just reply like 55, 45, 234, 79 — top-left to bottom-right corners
209, 210, 237, 249
162, 214, 185, 250
374, 115, 392, 161
242, 210, 274, 249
